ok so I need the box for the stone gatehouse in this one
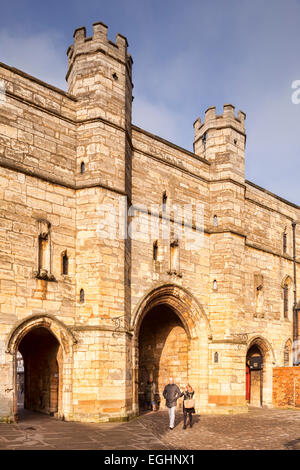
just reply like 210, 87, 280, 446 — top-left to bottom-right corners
0, 21, 299, 423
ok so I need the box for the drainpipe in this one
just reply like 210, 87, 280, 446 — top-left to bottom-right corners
292, 221, 298, 365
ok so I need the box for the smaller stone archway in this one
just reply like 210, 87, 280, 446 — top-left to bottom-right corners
246, 336, 275, 408
18, 327, 60, 415
6, 314, 77, 421
131, 284, 211, 415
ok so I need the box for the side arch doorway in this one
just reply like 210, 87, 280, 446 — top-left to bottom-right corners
245, 337, 274, 408
6, 314, 77, 422
18, 327, 62, 416
246, 344, 263, 407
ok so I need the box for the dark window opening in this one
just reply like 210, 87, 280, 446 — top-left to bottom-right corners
283, 232, 287, 253
153, 241, 158, 261
162, 191, 167, 209
62, 251, 69, 275
80, 162, 85, 174
80, 289, 85, 303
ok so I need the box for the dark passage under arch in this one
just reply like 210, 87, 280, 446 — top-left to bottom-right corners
18, 327, 60, 416
138, 304, 190, 412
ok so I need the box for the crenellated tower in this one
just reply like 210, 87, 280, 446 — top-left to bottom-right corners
67, 23, 133, 421
66, 22, 133, 193
193, 104, 246, 184
194, 105, 248, 347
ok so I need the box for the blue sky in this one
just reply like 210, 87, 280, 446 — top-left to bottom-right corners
1, 0, 300, 204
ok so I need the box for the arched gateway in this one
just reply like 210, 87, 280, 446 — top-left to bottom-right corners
131, 284, 211, 414
6, 314, 77, 421
245, 336, 275, 408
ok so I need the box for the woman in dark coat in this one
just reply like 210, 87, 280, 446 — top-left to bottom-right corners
181, 384, 195, 429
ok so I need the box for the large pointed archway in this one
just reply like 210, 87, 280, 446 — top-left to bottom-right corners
131, 284, 211, 415
138, 304, 190, 411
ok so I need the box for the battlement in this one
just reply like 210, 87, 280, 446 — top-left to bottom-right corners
194, 104, 246, 144
66, 22, 132, 79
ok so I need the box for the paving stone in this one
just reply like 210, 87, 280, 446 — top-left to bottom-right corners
0, 408, 299, 450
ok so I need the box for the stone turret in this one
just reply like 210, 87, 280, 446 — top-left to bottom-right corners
66, 22, 133, 192
193, 104, 246, 184
66, 22, 132, 129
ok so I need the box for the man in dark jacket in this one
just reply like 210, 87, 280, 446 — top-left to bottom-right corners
163, 378, 181, 429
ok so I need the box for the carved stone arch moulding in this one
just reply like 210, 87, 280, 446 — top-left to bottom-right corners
246, 335, 276, 364
6, 313, 77, 355
131, 283, 212, 341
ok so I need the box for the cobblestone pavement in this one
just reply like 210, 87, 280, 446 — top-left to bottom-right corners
0, 408, 299, 450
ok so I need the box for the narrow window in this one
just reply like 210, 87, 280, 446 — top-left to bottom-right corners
62, 251, 69, 275
80, 161, 85, 174
80, 288, 85, 303
213, 215, 218, 227
214, 352, 219, 363
256, 284, 263, 313
153, 240, 158, 261
162, 191, 167, 210
213, 280, 218, 290
283, 283, 289, 318
283, 232, 287, 254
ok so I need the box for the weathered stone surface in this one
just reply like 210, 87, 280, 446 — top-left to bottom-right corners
273, 367, 300, 407
0, 22, 299, 423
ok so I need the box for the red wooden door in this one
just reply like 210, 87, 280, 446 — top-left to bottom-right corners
246, 365, 250, 401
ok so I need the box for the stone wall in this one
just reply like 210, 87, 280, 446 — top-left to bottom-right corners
273, 367, 300, 408
0, 21, 299, 422
0, 62, 76, 186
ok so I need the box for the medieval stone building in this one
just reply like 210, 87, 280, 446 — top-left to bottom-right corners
0, 22, 299, 423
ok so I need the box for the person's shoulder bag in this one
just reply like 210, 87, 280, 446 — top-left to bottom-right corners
183, 392, 195, 409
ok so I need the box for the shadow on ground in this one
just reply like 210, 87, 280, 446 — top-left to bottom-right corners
0, 409, 174, 450
1, 407, 300, 450
139, 410, 200, 445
